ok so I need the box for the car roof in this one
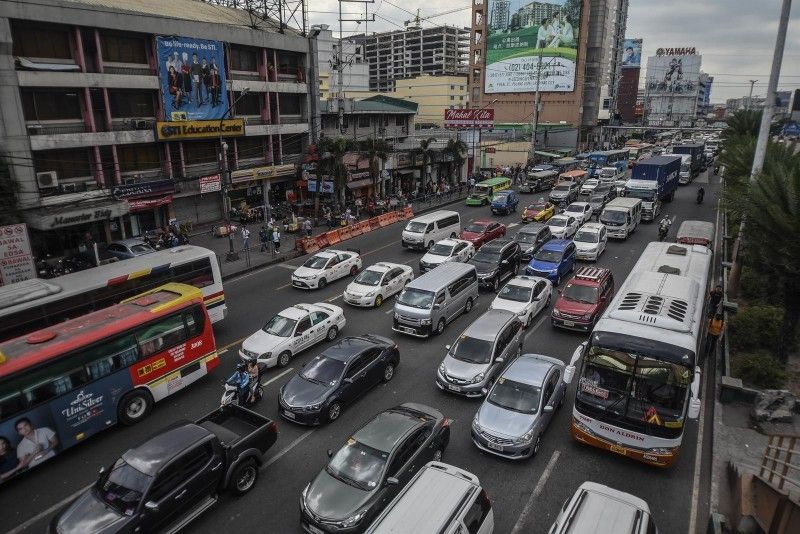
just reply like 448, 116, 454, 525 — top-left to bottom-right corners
122, 423, 211, 476
504, 275, 542, 288
503, 354, 559, 385
550, 214, 571, 221
434, 238, 461, 248
579, 222, 604, 232
322, 336, 377, 362
354, 407, 427, 452
111, 238, 149, 247
519, 223, 548, 234
408, 210, 459, 224
480, 238, 514, 252
470, 219, 493, 226
569, 266, 610, 286
279, 304, 315, 320
567, 202, 589, 208
462, 309, 516, 341
542, 239, 572, 251
365, 262, 400, 273
554, 181, 574, 187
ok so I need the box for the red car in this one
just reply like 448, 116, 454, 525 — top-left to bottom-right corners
460, 219, 507, 249
551, 266, 615, 331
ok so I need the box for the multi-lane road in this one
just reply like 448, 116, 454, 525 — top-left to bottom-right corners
1, 172, 720, 534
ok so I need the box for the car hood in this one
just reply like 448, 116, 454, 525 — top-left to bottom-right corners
306, 469, 374, 521
574, 240, 599, 252
556, 297, 596, 315
491, 299, 528, 316
282, 375, 331, 407
293, 266, 322, 278
420, 253, 449, 265
55, 491, 130, 534
476, 400, 536, 438
550, 190, 569, 198
346, 282, 379, 296
242, 329, 286, 355
470, 260, 498, 275
460, 231, 482, 241
528, 259, 559, 272
523, 208, 544, 216
442, 354, 490, 380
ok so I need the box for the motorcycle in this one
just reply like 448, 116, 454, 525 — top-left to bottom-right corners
696, 188, 705, 205
221, 370, 263, 407
658, 218, 671, 242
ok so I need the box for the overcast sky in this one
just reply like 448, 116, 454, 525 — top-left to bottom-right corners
308, 0, 800, 102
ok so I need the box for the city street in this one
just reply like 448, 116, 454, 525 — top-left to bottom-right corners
1, 173, 720, 534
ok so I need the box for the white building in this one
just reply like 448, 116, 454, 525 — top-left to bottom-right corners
315, 26, 370, 99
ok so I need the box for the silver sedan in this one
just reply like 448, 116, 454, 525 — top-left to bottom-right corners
471, 354, 567, 460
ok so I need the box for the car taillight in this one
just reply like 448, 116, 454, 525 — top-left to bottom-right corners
267, 421, 277, 433
442, 418, 451, 428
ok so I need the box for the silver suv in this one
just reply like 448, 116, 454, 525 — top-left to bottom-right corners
436, 309, 524, 397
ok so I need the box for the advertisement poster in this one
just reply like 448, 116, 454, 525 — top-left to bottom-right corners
622, 38, 642, 68
645, 53, 701, 95
0, 223, 36, 286
156, 35, 228, 121
199, 174, 222, 193
484, 0, 582, 93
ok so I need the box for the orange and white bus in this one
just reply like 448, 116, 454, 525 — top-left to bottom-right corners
0, 283, 219, 482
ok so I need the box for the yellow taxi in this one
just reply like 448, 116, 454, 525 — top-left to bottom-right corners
522, 198, 556, 222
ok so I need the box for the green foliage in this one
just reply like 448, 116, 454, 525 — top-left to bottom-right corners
729, 304, 783, 354
738, 267, 771, 304
732, 351, 788, 389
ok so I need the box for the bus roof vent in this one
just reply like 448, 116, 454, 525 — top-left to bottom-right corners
643, 295, 663, 314
619, 292, 642, 310
667, 299, 689, 322
607, 272, 698, 333
657, 265, 681, 275
666, 245, 688, 256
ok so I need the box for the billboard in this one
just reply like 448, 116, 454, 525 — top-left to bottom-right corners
156, 36, 228, 121
484, 0, 582, 94
443, 108, 495, 128
622, 38, 642, 68
645, 53, 701, 95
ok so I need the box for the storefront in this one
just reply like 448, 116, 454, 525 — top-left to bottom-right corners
112, 179, 175, 237
172, 174, 224, 227
228, 163, 296, 216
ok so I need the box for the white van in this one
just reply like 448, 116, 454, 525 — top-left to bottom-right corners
402, 210, 461, 250
599, 197, 642, 239
366, 462, 494, 534
598, 166, 621, 183
549, 482, 657, 534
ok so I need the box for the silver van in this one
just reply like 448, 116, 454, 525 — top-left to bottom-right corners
365, 461, 494, 534
393, 262, 478, 337
436, 309, 524, 397
549, 482, 657, 534
402, 210, 461, 250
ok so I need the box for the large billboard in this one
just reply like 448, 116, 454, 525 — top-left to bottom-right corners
156, 36, 228, 121
645, 52, 701, 95
484, 0, 582, 94
622, 38, 642, 68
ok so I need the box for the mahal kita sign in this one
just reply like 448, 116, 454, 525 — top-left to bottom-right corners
443, 108, 495, 129
0, 223, 36, 286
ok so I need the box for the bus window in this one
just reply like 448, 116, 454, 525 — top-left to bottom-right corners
22, 361, 91, 407
185, 259, 214, 288
0, 391, 25, 421
137, 314, 188, 358
83, 335, 140, 380
184, 306, 205, 337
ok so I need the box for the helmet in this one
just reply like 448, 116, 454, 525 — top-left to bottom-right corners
236, 362, 246, 372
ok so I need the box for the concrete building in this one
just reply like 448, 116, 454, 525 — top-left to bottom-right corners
617, 67, 640, 123
697, 73, 713, 117
315, 26, 370, 99
353, 25, 469, 92
1, 0, 312, 258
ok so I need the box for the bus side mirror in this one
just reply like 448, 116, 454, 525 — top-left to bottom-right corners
688, 398, 701, 419
564, 365, 576, 385
564, 342, 586, 385
688, 370, 702, 419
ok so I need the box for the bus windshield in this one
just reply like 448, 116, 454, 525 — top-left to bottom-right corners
473, 185, 491, 196
576, 346, 691, 437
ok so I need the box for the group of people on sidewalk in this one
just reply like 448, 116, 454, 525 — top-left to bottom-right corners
704, 284, 725, 365
239, 221, 282, 254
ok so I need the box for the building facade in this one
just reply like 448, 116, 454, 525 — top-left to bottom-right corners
696, 73, 713, 117
1, 0, 312, 258
643, 48, 703, 127
617, 67, 640, 122
315, 26, 370, 99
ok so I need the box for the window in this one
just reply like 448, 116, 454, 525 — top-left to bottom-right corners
450, 85, 455, 90
450, 96, 455, 100
230, 46, 258, 71
21, 90, 82, 121
464, 490, 492, 534
183, 140, 220, 164
33, 149, 93, 180
434, 292, 446, 306
137, 314, 188, 358
101, 33, 147, 64
310, 311, 329, 325
117, 144, 162, 173
395, 115, 405, 126
384, 115, 389, 126
12, 22, 72, 60
279, 94, 304, 115
345, 356, 366, 379
84, 334, 140, 380
107, 90, 156, 118
184, 307, 205, 338
295, 317, 312, 335
358, 115, 371, 128
439, 215, 460, 228
236, 136, 265, 160
0, 391, 25, 421
235, 91, 261, 115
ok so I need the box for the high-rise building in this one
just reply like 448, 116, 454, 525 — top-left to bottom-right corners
315, 26, 370, 99
491, 1, 512, 30
696, 73, 713, 117
643, 48, 703, 126
352, 26, 469, 93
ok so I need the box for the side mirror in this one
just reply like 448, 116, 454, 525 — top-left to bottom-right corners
343, 377, 353, 384
98, 466, 106, 476
295, 331, 303, 337
688, 397, 701, 419
544, 405, 554, 413
445, 344, 451, 351
481, 387, 489, 395
386, 477, 399, 486
496, 357, 505, 364
144, 501, 159, 513
501, 259, 508, 264
688, 370, 702, 419
433, 304, 441, 310
564, 365, 576, 384
327, 449, 333, 458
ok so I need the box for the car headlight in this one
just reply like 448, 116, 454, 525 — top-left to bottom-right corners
394, 312, 400, 320
420, 318, 432, 325
552, 309, 562, 317
517, 310, 528, 317
439, 362, 446, 375
573, 418, 594, 436
305, 403, 322, 412
262, 352, 272, 359
339, 509, 367, 528
515, 428, 536, 444
648, 447, 676, 455
582, 313, 593, 320
471, 372, 485, 384
472, 417, 483, 433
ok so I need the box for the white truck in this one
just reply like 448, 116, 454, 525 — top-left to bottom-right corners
599, 197, 642, 239
678, 154, 692, 184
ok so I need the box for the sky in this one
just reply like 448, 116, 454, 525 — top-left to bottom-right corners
307, 0, 800, 103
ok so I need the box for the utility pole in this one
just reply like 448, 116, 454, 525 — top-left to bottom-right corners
336, 0, 374, 134
528, 48, 544, 165
219, 87, 250, 262
729, 0, 792, 298
747, 79, 758, 109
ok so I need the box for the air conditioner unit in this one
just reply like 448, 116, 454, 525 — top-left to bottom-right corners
61, 183, 78, 193
36, 171, 59, 189
132, 119, 152, 130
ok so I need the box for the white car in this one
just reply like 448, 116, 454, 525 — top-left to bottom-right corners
564, 202, 593, 225
291, 249, 362, 289
547, 214, 578, 239
490, 275, 552, 328
418, 238, 475, 273
613, 179, 628, 195
573, 222, 608, 261
343, 262, 414, 307
580, 178, 600, 196
239, 303, 346, 369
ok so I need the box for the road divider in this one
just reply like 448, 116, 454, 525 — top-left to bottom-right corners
295, 208, 414, 254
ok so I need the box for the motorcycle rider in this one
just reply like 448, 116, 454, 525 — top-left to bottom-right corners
697, 187, 705, 204
246, 360, 260, 403
658, 215, 672, 241
229, 362, 252, 405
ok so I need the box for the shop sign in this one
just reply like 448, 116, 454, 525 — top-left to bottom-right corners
155, 119, 244, 141
199, 174, 222, 193
230, 164, 295, 184
443, 108, 495, 129
0, 223, 36, 286
307, 180, 334, 193
111, 179, 175, 200
349, 171, 371, 180
396, 153, 411, 167
128, 195, 173, 213
27, 201, 130, 231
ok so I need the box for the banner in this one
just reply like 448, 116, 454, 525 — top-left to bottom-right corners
230, 164, 296, 184
0, 223, 36, 285
485, 0, 582, 94
155, 119, 244, 141
156, 35, 228, 121
199, 174, 222, 193
622, 38, 642, 69
645, 54, 701, 95
443, 108, 495, 128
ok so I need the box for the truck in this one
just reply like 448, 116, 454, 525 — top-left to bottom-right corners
672, 143, 704, 183
624, 155, 681, 221
51, 404, 278, 534
599, 197, 642, 239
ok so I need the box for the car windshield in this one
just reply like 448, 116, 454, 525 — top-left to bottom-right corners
354, 269, 383, 286
553, 185, 570, 192
563, 283, 599, 304
397, 288, 435, 309
584, 180, 599, 188
405, 221, 427, 233
590, 195, 606, 205
625, 188, 655, 201
549, 218, 568, 227
488, 378, 541, 414
301, 354, 346, 385
600, 211, 626, 224
473, 185, 490, 196
565, 205, 583, 214
451, 335, 493, 364
464, 223, 488, 233
515, 232, 537, 244
326, 440, 388, 491
130, 244, 154, 254
534, 249, 562, 263
95, 459, 152, 516
497, 283, 532, 303
429, 243, 455, 256
262, 314, 298, 337
303, 255, 330, 269
574, 230, 599, 243
472, 250, 501, 264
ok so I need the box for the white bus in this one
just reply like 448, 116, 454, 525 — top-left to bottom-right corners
564, 242, 710, 468
0, 245, 225, 341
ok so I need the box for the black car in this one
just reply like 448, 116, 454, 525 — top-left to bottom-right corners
300, 403, 450, 533
514, 223, 553, 263
468, 238, 522, 292
587, 192, 609, 220
279, 335, 399, 425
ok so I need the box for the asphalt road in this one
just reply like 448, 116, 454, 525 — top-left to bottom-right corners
1, 171, 720, 534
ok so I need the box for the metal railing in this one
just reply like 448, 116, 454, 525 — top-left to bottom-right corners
104, 65, 153, 76
761, 435, 800, 492
27, 123, 88, 135
409, 184, 470, 213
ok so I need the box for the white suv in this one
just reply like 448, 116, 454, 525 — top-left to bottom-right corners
573, 222, 607, 261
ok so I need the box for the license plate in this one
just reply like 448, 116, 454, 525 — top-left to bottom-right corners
401, 327, 415, 334
486, 441, 504, 452
563, 320, 575, 326
448, 384, 462, 392
284, 410, 296, 419
292, 281, 302, 286
306, 524, 324, 534
610, 444, 627, 456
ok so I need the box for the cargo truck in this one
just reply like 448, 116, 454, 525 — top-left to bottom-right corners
673, 143, 704, 183
624, 155, 681, 221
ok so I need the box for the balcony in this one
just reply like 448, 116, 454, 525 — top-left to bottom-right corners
27, 122, 88, 136
231, 70, 262, 82
279, 114, 307, 124
104, 65, 152, 76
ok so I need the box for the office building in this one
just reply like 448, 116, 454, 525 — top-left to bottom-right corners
696, 73, 713, 117
315, 26, 370, 99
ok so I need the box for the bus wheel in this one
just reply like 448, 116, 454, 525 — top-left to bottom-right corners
118, 389, 153, 425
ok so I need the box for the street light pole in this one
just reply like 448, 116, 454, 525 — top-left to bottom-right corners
219, 87, 250, 262
471, 99, 497, 177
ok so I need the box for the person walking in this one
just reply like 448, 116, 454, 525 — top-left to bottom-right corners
303, 218, 313, 238
705, 313, 725, 364
259, 226, 269, 252
272, 226, 281, 253
707, 284, 723, 317
241, 225, 250, 252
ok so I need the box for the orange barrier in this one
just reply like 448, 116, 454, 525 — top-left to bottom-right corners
378, 214, 392, 227
369, 216, 382, 231
389, 211, 401, 223
349, 224, 362, 237
315, 234, 329, 248
402, 206, 413, 219
339, 226, 353, 241
303, 240, 320, 254
325, 229, 341, 245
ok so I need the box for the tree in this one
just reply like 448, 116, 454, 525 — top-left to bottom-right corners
318, 137, 354, 209
0, 159, 21, 226
359, 138, 390, 197
444, 138, 468, 184
416, 137, 438, 188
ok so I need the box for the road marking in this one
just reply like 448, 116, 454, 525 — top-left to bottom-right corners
261, 367, 295, 387
511, 450, 561, 534
385, 307, 395, 315
363, 240, 399, 257
508, 222, 519, 228
276, 282, 293, 290
325, 294, 343, 303
219, 337, 247, 353
8, 483, 94, 534
275, 263, 299, 270
262, 429, 315, 469
688, 368, 708, 534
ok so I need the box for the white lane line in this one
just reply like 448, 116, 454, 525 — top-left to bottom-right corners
261, 367, 295, 387
262, 429, 315, 469
508, 222, 520, 228
8, 484, 93, 534
326, 294, 343, 303
276, 282, 293, 290
275, 263, 299, 270
688, 377, 708, 534
384, 307, 395, 315
510, 450, 561, 534
218, 348, 228, 357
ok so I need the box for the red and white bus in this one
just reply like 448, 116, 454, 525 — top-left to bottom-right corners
0, 283, 219, 483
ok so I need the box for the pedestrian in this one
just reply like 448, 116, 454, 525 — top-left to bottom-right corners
705, 313, 725, 364
241, 225, 250, 251
468, 176, 476, 192
303, 218, 312, 238
272, 226, 281, 253
259, 226, 269, 252
707, 284, 723, 317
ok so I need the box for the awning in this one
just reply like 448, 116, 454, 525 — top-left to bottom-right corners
347, 178, 375, 189
24, 199, 130, 231
128, 195, 173, 213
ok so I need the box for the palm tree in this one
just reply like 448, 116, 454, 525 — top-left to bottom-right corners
444, 138, 468, 185
359, 138, 391, 197
417, 137, 438, 190
318, 136, 354, 209
722, 109, 761, 140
